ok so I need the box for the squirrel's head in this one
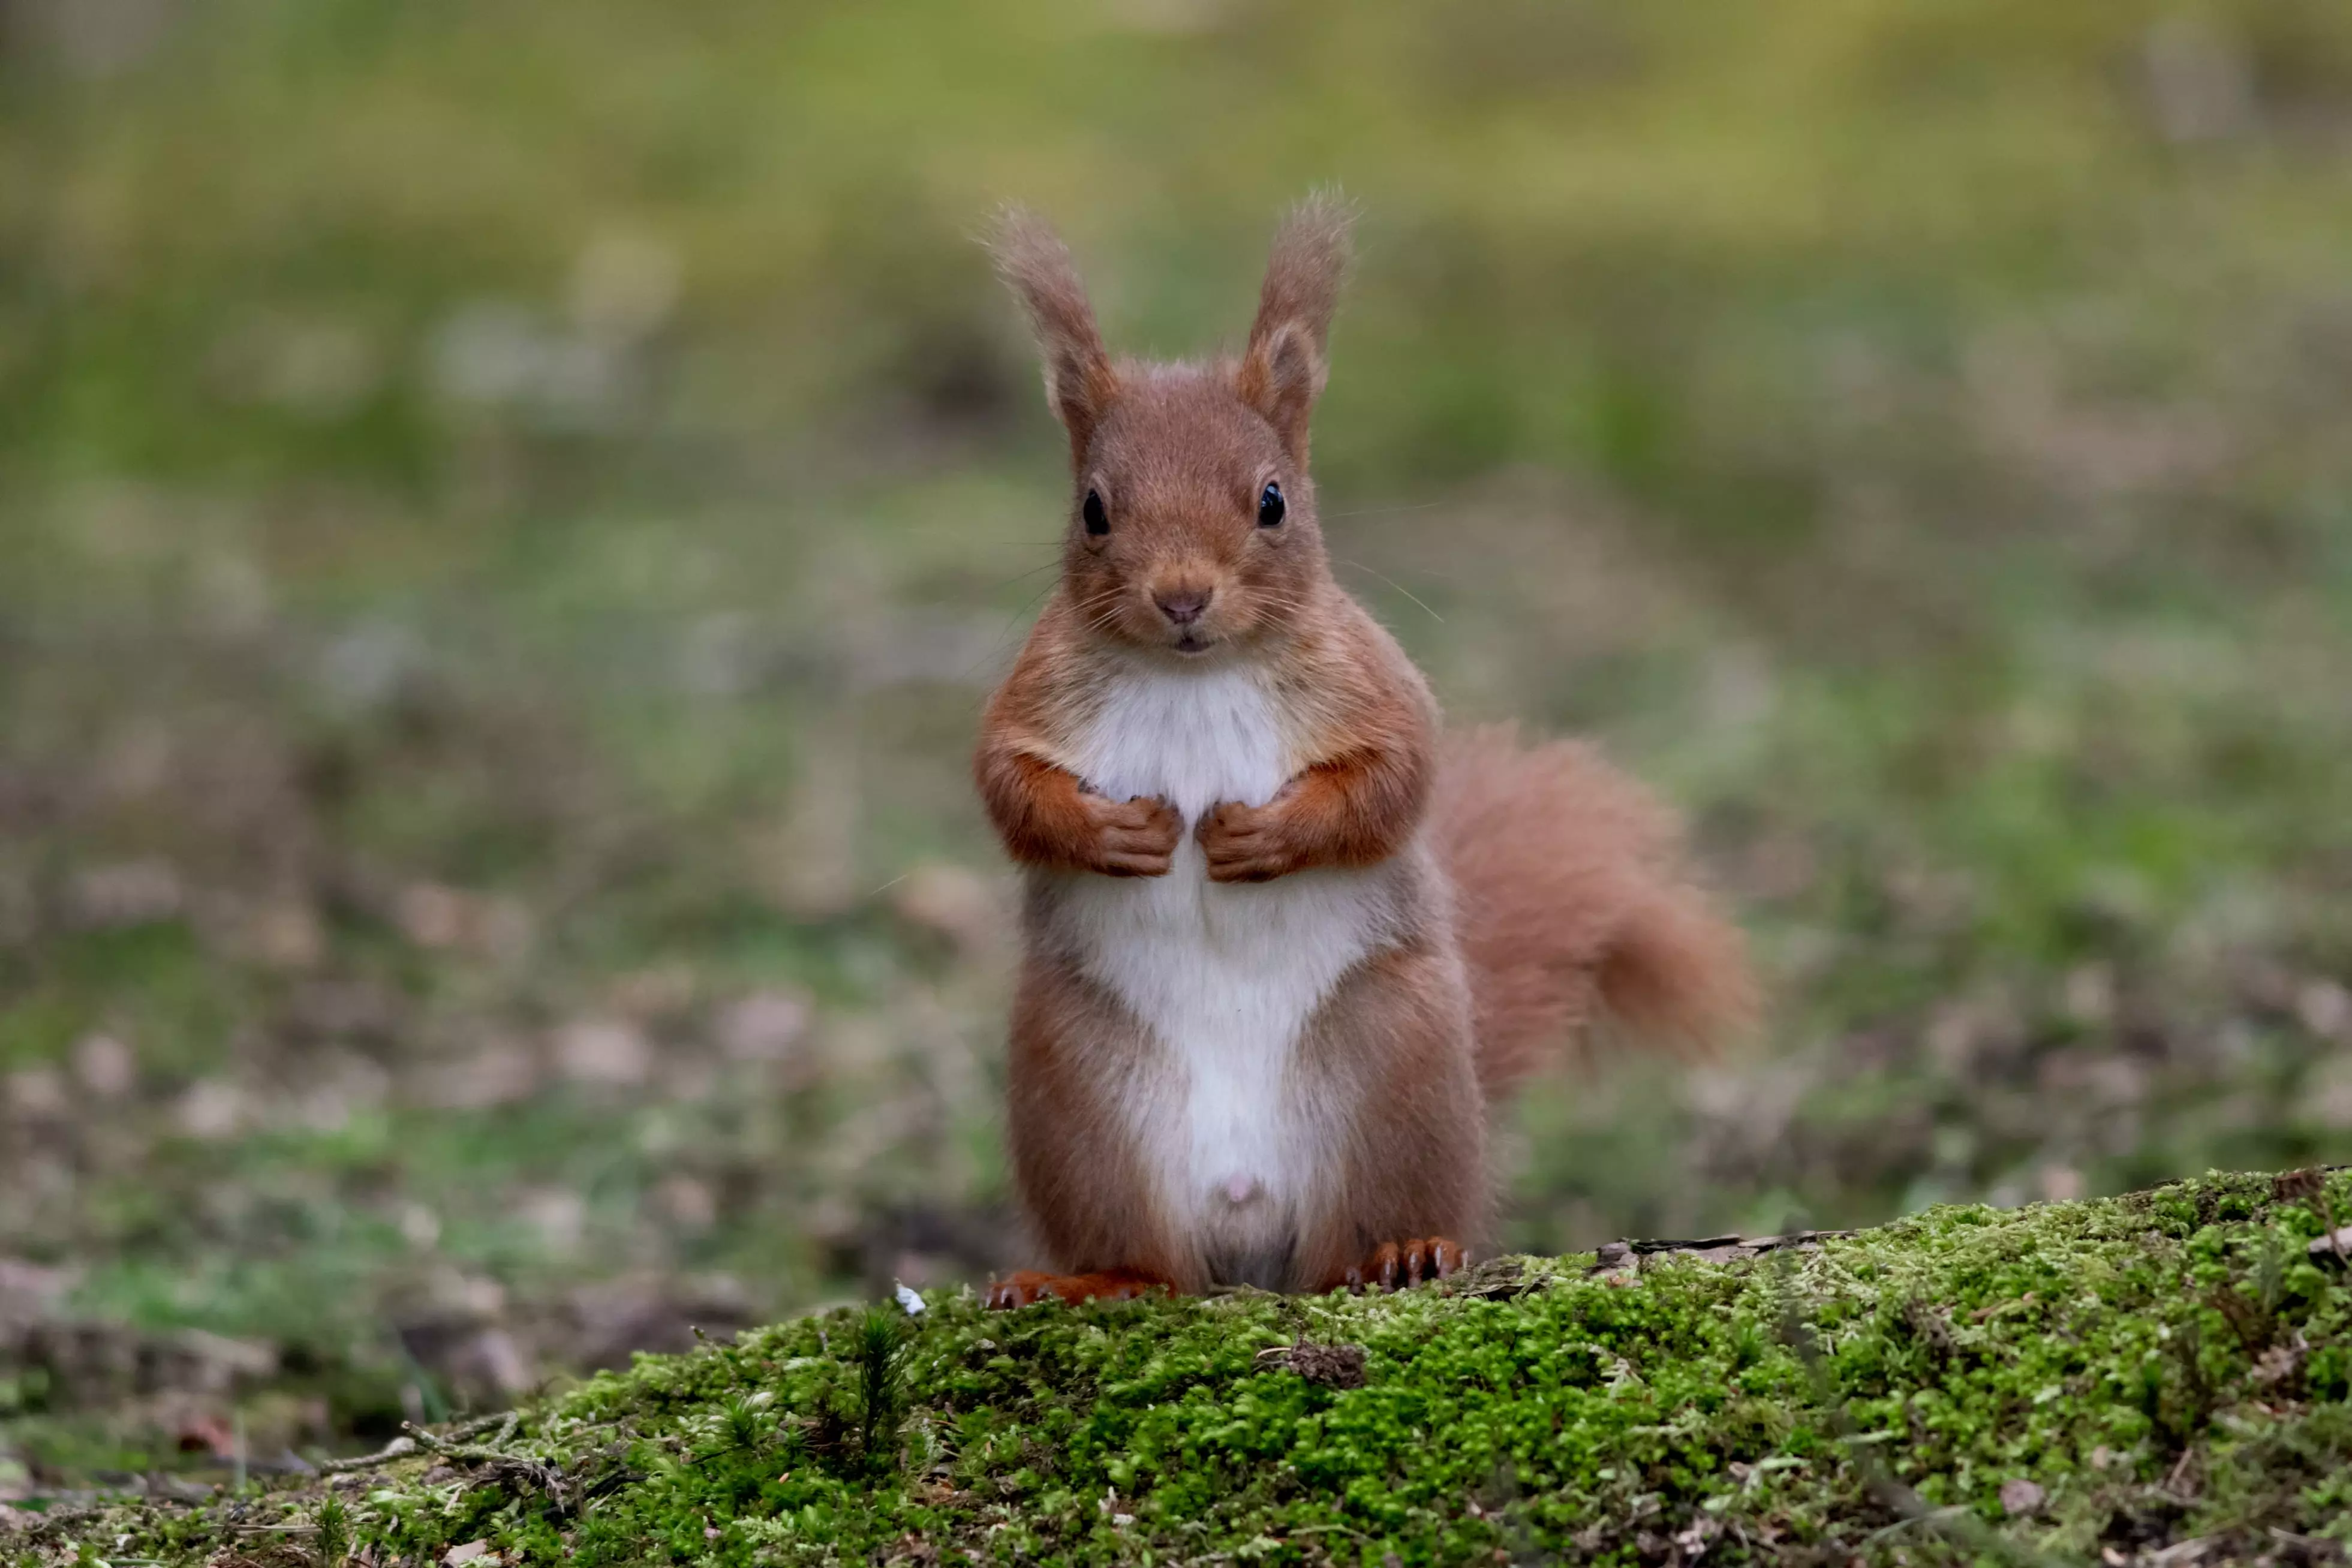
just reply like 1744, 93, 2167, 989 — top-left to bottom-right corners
991, 196, 1354, 660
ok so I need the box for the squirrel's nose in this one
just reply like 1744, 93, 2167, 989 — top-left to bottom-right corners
1154, 588, 1212, 627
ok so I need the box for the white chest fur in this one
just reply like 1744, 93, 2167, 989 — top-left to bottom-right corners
1051, 661, 1397, 1285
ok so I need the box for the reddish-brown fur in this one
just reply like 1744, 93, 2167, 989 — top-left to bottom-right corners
1285, 937, 1488, 1289
1432, 726, 1760, 1094
995, 950, 1189, 1291
975, 197, 1756, 1306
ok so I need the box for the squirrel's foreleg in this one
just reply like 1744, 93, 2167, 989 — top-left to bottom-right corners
1196, 744, 1428, 883
977, 744, 1180, 877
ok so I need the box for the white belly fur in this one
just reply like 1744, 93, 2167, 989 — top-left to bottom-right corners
1049, 660, 1404, 1286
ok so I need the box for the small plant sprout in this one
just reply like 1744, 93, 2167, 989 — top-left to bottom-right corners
854, 1303, 909, 1477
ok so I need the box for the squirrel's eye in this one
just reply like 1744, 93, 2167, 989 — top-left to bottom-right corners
1082, 489, 1109, 537
1257, 482, 1285, 528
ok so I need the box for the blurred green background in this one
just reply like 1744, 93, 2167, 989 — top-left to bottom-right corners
5, 0, 2352, 1486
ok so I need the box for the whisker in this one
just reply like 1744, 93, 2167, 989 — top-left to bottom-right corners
985, 560, 1063, 595
1070, 588, 1142, 618
1334, 559, 1445, 624
1321, 499, 1450, 522
966, 584, 1064, 677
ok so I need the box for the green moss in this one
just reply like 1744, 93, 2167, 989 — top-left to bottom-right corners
11, 1169, 2348, 1566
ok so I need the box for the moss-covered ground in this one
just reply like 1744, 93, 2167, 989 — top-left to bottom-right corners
9, 1169, 2347, 1566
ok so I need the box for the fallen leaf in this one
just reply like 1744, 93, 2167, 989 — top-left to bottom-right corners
427, 1043, 540, 1110
655, 1175, 715, 1229
890, 863, 1000, 955
554, 1019, 651, 1087
1255, 1341, 1367, 1389
2001, 1477, 2046, 1517
70, 860, 183, 928
2251, 1344, 2303, 1387
519, 1188, 587, 1252
2296, 980, 2350, 1040
72, 1034, 137, 1098
244, 901, 326, 970
397, 883, 531, 958
176, 1080, 246, 1139
0, 1257, 79, 1313
2272, 1169, 2324, 1203
4, 1069, 67, 1119
714, 989, 811, 1064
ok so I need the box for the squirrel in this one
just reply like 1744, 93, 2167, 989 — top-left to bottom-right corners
973, 195, 1757, 1307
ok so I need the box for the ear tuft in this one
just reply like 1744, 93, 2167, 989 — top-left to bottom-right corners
1235, 191, 1357, 462
986, 205, 1119, 464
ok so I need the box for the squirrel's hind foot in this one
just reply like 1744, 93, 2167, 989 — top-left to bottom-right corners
985, 1267, 1171, 1309
1327, 1237, 1467, 1293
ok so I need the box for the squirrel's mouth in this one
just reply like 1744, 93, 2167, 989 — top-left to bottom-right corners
1171, 631, 1214, 655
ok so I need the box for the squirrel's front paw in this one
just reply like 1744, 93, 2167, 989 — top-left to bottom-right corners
1197, 800, 1302, 883
985, 1268, 1170, 1308
1082, 793, 1181, 877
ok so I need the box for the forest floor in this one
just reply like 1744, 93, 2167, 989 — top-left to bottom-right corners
6, 0, 2352, 1503
8, 1169, 2351, 1566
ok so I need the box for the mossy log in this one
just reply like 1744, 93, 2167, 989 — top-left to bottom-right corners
8, 1171, 2350, 1567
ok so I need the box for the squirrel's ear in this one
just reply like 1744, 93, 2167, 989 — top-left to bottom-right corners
1235, 191, 1355, 464
988, 206, 1119, 464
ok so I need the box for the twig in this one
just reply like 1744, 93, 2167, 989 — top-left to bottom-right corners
323, 1410, 513, 1476
317, 1437, 417, 1476
1864, 1505, 1974, 1546
446, 1411, 518, 1443
401, 1420, 573, 1518
401, 1414, 525, 1466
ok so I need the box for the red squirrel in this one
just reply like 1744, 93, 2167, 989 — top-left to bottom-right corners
974, 196, 1756, 1307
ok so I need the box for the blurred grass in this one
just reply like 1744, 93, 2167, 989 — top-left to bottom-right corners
4, 0, 2352, 1481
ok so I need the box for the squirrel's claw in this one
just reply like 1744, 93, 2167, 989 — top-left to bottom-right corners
1197, 800, 1301, 883
1086, 794, 1181, 877
1331, 1237, 1466, 1293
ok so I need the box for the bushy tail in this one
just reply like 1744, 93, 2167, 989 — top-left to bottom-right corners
1431, 725, 1758, 1097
